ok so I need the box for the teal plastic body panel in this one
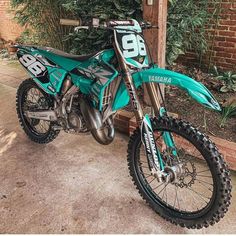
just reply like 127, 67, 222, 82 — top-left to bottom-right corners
112, 65, 221, 112
16, 45, 118, 111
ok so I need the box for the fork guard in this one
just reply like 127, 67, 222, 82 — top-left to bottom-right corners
112, 65, 221, 112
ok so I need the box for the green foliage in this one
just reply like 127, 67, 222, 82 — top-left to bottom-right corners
11, 0, 217, 65
213, 66, 236, 93
166, 0, 217, 65
62, 0, 142, 54
220, 105, 236, 127
15, 29, 39, 45
11, 0, 74, 50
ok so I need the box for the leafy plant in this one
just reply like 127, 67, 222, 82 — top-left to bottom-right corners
167, 0, 218, 65
15, 29, 39, 45
213, 66, 236, 93
62, 0, 142, 54
11, 0, 75, 50
11, 0, 217, 65
220, 105, 236, 127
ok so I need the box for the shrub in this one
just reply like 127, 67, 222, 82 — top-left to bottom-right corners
11, 0, 217, 65
212, 66, 236, 93
11, 0, 74, 50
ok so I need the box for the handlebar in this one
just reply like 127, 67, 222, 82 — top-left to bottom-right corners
73, 19, 159, 32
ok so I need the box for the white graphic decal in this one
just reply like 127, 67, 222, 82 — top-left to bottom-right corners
121, 34, 147, 58
19, 54, 46, 76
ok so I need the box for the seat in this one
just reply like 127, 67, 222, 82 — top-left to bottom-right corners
36, 46, 98, 62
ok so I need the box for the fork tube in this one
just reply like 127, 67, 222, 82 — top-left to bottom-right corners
144, 83, 161, 117
114, 44, 143, 125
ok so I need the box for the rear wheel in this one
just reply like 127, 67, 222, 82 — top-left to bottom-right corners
127, 116, 231, 228
16, 78, 59, 143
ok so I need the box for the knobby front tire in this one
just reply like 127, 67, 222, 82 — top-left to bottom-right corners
127, 116, 231, 229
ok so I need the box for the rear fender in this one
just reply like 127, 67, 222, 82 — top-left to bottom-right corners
112, 66, 221, 111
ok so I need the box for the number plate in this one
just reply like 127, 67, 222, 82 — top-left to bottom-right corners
18, 53, 49, 83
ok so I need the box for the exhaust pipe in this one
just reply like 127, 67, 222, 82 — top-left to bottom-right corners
79, 98, 115, 145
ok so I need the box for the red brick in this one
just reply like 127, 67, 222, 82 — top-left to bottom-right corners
116, 110, 134, 122
226, 37, 236, 43
217, 63, 234, 71
213, 46, 225, 51
218, 41, 235, 47
215, 36, 226, 42
218, 30, 235, 37
224, 47, 236, 53
221, 3, 232, 8
212, 56, 226, 63
220, 20, 236, 26
225, 155, 236, 171
229, 26, 236, 31
215, 52, 232, 58
217, 25, 229, 30
226, 58, 236, 64
230, 15, 236, 21
0, 0, 24, 41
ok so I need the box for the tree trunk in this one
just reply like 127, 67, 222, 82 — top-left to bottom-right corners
143, 0, 167, 106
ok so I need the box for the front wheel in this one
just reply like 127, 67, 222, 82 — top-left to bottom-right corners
127, 116, 231, 229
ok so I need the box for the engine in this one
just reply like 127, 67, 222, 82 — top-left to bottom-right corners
56, 77, 115, 145
67, 107, 87, 133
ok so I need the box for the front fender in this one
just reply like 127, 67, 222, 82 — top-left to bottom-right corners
112, 66, 221, 111
137, 66, 221, 111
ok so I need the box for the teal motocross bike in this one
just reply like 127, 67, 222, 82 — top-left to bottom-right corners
15, 19, 231, 228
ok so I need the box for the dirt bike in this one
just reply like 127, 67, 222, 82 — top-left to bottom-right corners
15, 19, 231, 229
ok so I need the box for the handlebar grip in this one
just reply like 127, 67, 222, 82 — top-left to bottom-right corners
60, 19, 81, 26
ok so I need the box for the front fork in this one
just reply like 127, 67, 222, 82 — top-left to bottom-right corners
114, 44, 176, 181
124, 70, 176, 181
123, 70, 176, 179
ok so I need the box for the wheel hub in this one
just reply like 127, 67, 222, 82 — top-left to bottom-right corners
175, 158, 197, 188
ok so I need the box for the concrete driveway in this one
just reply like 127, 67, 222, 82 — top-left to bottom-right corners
0, 60, 235, 233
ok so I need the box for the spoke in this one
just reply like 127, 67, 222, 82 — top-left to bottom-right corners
186, 186, 200, 211
140, 161, 148, 164
164, 185, 168, 204
187, 187, 210, 204
191, 146, 201, 158
142, 172, 151, 176
195, 178, 213, 186
157, 182, 169, 196
173, 186, 177, 208
42, 121, 49, 132
174, 185, 181, 210
152, 182, 164, 191
161, 184, 167, 201
197, 174, 212, 178
140, 165, 150, 169
147, 177, 156, 184
143, 173, 152, 178
196, 169, 210, 174
196, 179, 213, 192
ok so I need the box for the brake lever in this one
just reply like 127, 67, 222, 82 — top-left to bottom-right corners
74, 26, 90, 32
142, 25, 159, 29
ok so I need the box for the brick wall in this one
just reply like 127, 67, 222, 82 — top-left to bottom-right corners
178, 1, 236, 72
0, 0, 24, 41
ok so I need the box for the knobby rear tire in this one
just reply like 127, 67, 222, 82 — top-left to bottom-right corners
16, 78, 60, 144
127, 116, 232, 229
